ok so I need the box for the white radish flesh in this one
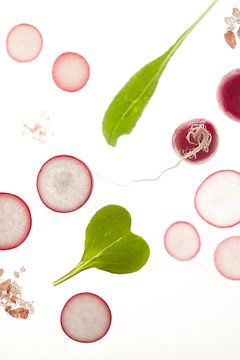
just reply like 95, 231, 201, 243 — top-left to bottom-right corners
6, 24, 43, 62
61, 293, 112, 343
37, 155, 93, 213
194, 170, 240, 228
0, 193, 32, 250
52, 52, 90, 92
164, 222, 200, 261
214, 236, 240, 280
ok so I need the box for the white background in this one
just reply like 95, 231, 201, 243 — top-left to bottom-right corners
0, 0, 239, 359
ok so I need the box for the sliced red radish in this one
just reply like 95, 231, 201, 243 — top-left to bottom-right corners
0, 193, 32, 250
6, 24, 43, 62
172, 119, 218, 164
37, 155, 93, 213
52, 52, 90, 92
61, 292, 112, 343
194, 170, 240, 228
164, 221, 200, 261
214, 236, 240, 280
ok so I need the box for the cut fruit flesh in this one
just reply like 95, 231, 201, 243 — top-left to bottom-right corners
52, 52, 90, 92
61, 292, 112, 343
214, 236, 240, 280
0, 193, 32, 250
6, 24, 43, 62
37, 155, 93, 213
164, 221, 200, 261
194, 170, 240, 227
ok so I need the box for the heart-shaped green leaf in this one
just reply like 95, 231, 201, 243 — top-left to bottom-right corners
53, 205, 150, 286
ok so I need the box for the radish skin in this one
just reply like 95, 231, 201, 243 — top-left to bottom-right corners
214, 236, 240, 280
194, 170, 240, 228
217, 69, 240, 122
37, 155, 93, 213
6, 24, 43, 62
172, 119, 218, 164
0, 193, 32, 250
61, 293, 112, 343
52, 52, 90, 92
164, 221, 201, 261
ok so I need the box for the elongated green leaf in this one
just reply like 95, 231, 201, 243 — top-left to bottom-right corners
53, 205, 150, 286
102, 0, 219, 146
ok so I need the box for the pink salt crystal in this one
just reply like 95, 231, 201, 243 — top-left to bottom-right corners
233, 7, 240, 18
8, 309, 19, 318
0, 269, 4, 277
10, 286, 19, 295
20, 267, 26, 273
17, 307, 29, 319
0, 279, 11, 291
26, 302, 34, 314
224, 31, 237, 48
17, 299, 25, 307
14, 271, 20, 278
1, 293, 10, 304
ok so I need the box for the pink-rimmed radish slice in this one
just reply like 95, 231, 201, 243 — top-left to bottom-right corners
0, 193, 32, 250
37, 155, 93, 213
52, 52, 90, 92
6, 24, 43, 62
164, 221, 200, 261
61, 292, 112, 343
214, 236, 240, 280
194, 170, 240, 228
172, 119, 218, 164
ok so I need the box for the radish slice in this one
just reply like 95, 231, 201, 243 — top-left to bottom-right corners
194, 170, 240, 228
37, 155, 93, 213
0, 193, 32, 250
214, 236, 240, 280
61, 293, 112, 343
52, 52, 90, 92
6, 24, 43, 62
164, 221, 200, 261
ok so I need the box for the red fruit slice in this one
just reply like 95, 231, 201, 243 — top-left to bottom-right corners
6, 24, 43, 62
61, 293, 112, 343
52, 52, 90, 92
37, 155, 93, 213
194, 170, 240, 228
214, 236, 240, 280
164, 221, 200, 261
172, 119, 218, 164
0, 193, 32, 250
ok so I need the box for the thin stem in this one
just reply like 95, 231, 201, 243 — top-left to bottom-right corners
53, 262, 88, 286
167, 0, 219, 59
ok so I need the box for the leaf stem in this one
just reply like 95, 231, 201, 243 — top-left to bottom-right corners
53, 262, 88, 286
167, 0, 219, 59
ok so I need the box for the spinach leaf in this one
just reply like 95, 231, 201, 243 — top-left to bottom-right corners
102, 0, 219, 146
53, 205, 150, 286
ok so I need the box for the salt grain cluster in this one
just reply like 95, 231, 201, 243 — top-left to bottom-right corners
0, 267, 34, 320
224, 8, 240, 49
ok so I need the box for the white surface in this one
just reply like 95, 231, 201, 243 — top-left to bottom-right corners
1, 0, 240, 359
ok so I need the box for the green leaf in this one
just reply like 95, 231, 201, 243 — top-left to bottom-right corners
53, 205, 150, 286
102, 0, 219, 146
